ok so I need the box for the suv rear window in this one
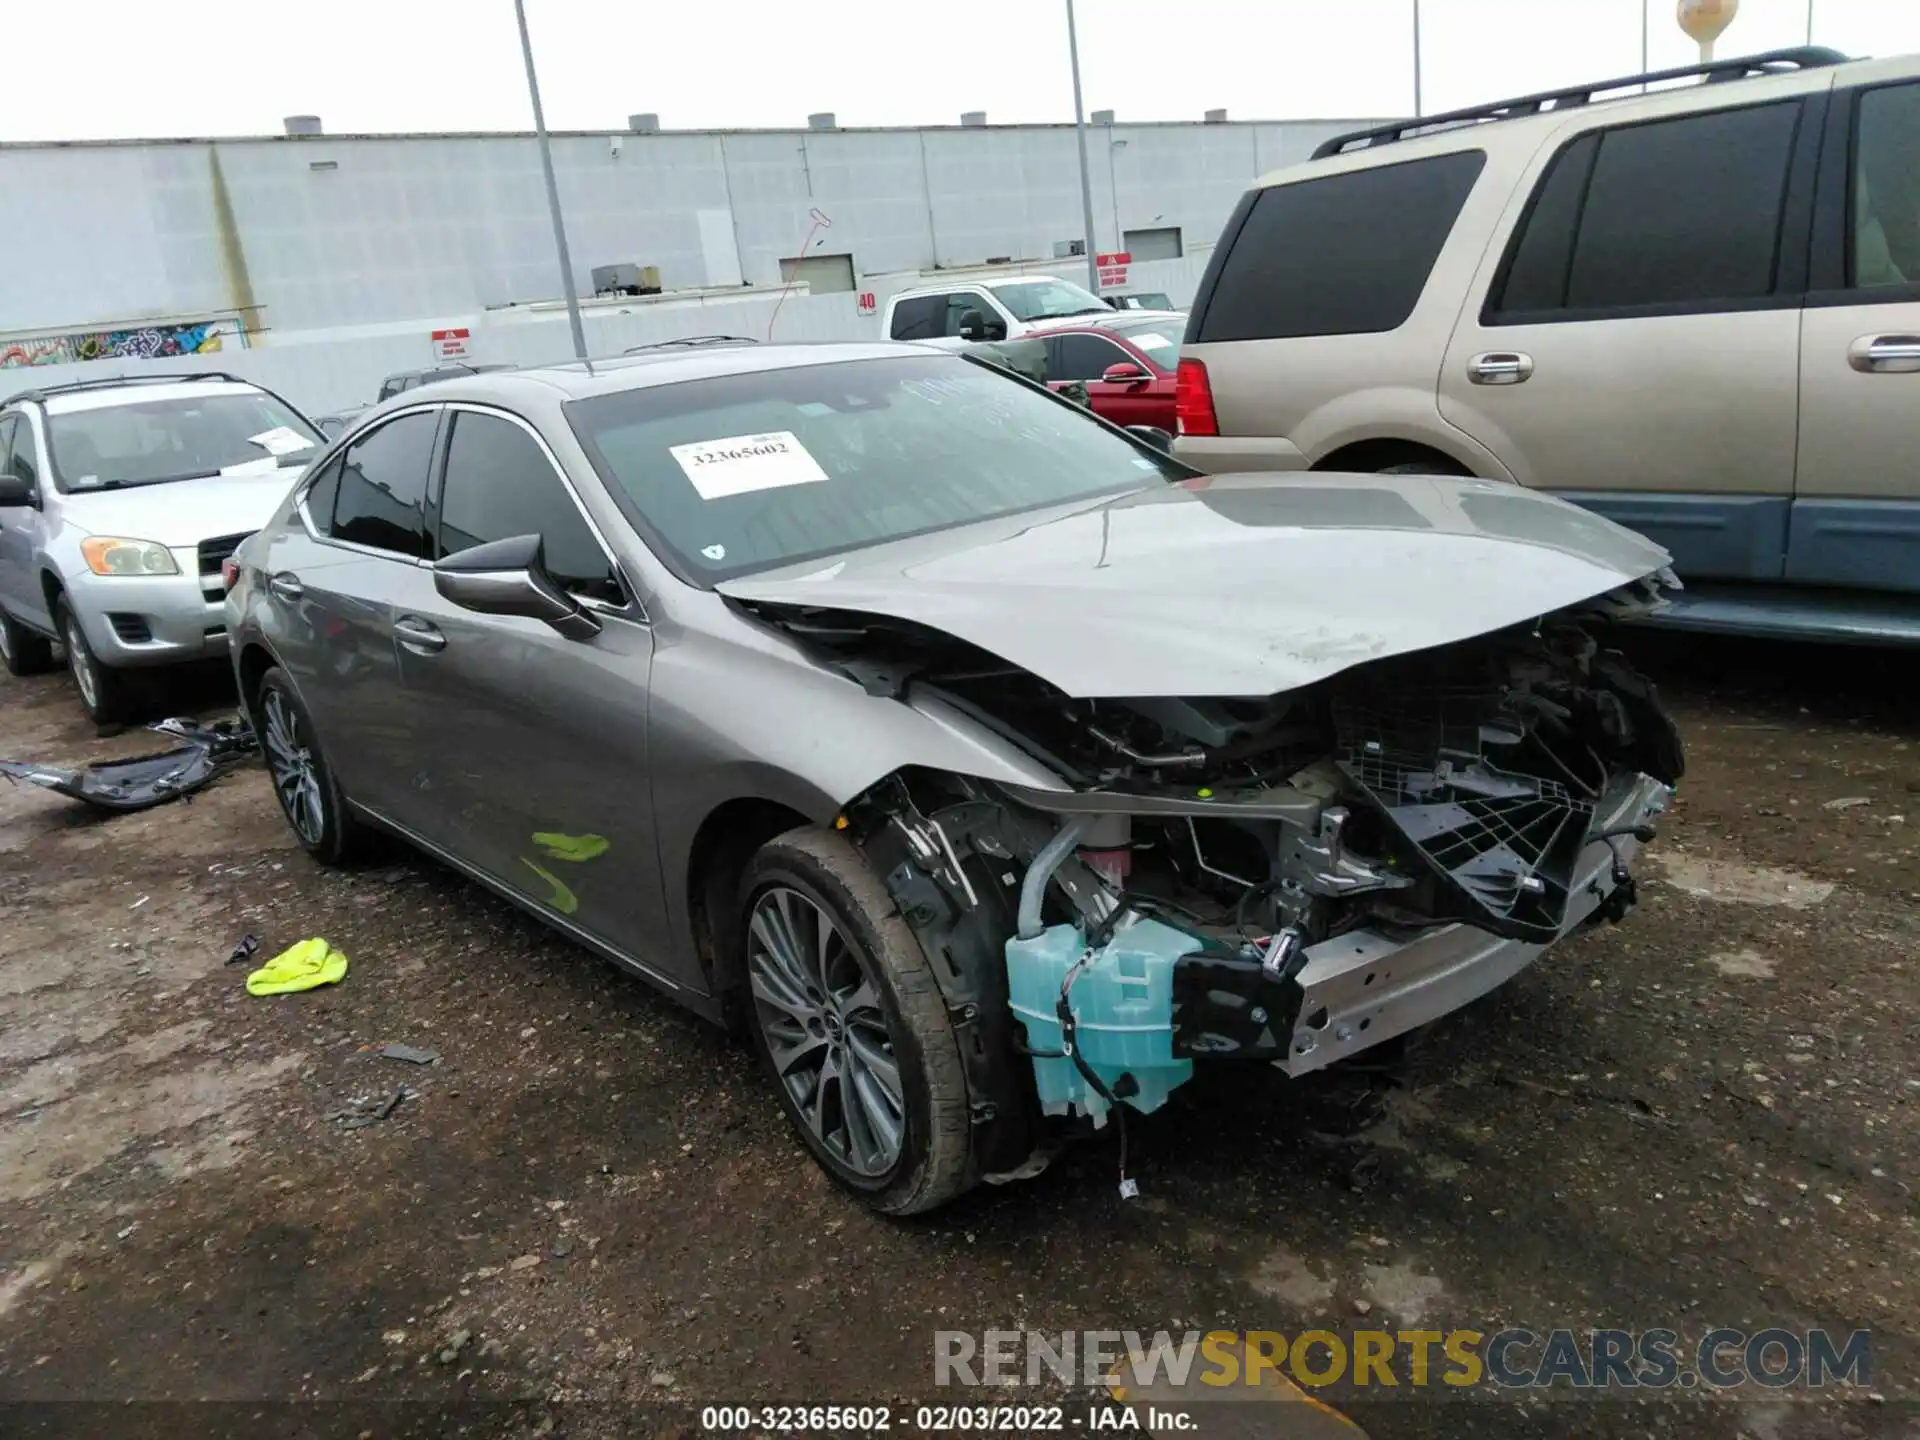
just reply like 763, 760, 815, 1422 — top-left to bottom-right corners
1192, 150, 1485, 342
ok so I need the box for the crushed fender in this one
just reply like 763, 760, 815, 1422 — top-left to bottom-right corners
0, 715, 257, 814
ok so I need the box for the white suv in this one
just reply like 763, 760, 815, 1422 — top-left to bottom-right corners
1174, 47, 1920, 644
0, 373, 323, 722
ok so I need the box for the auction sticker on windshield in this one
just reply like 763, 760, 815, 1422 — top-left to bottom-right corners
670, 430, 828, 500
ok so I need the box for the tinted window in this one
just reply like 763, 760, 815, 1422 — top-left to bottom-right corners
438, 413, 622, 604
0, 416, 29, 488
330, 413, 438, 557
1852, 82, 1920, 288
567, 354, 1186, 582
301, 455, 343, 529
890, 296, 942, 341
1052, 332, 1131, 381
1489, 135, 1600, 316
1195, 150, 1485, 342
1564, 102, 1799, 311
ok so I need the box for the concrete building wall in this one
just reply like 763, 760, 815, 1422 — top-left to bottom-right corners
0, 117, 1371, 339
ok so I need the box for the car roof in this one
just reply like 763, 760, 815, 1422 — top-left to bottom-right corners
387, 340, 944, 405
33, 378, 271, 416
894, 274, 1071, 299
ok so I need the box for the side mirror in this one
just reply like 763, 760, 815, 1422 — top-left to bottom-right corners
0, 473, 36, 507
1101, 361, 1150, 385
432, 533, 601, 641
957, 309, 1007, 342
1125, 425, 1174, 452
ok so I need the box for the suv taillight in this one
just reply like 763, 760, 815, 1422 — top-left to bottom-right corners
1175, 358, 1217, 437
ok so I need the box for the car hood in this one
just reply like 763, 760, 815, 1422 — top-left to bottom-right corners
61, 463, 304, 547
717, 472, 1673, 699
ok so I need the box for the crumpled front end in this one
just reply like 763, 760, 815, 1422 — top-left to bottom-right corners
756, 579, 1683, 1172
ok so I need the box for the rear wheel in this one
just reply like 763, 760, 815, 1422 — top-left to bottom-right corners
56, 600, 137, 725
256, 666, 369, 865
0, 609, 56, 677
741, 828, 974, 1214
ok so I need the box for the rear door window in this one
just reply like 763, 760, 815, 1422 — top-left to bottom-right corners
1490, 101, 1801, 319
437, 411, 623, 604
328, 412, 439, 558
1193, 150, 1486, 342
889, 296, 943, 341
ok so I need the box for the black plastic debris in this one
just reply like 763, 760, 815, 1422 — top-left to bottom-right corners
380, 1043, 440, 1066
226, 935, 262, 967
0, 715, 257, 814
331, 1087, 407, 1129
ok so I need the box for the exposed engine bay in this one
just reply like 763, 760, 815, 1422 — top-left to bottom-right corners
737, 585, 1683, 1185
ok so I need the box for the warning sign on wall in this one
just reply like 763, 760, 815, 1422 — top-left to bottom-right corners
432, 328, 471, 361
1095, 251, 1132, 289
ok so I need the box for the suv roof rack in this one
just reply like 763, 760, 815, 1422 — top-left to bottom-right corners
7, 371, 249, 406
624, 335, 761, 353
1311, 46, 1850, 159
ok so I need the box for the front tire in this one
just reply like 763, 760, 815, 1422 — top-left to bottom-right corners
0, 608, 56, 677
56, 599, 137, 725
741, 828, 974, 1215
255, 666, 369, 866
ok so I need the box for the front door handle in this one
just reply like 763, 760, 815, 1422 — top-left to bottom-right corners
1849, 334, 1920, 374
392, 615, 446, 653
267, 572, 304, 603
1468, 351, 1534, 385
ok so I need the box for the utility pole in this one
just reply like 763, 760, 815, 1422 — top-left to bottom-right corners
514, 0, 588, 361
1065, 0, 1102, 294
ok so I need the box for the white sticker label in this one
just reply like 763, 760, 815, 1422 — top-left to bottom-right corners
1131, 333, 1175, 352
670, 431, 827, 500
248, 425, 315, 456
701, 543, 727, 561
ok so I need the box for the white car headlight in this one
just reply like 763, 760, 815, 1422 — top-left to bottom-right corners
80, 537, 180, 577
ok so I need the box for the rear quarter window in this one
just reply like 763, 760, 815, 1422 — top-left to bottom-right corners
1192, 149, 1486, 342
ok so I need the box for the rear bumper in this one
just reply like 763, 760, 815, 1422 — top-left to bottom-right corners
1170, 434, 1309, 474
1276, 773, 1673, 1078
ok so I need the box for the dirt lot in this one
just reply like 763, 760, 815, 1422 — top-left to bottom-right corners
0, 634, 1916, 1440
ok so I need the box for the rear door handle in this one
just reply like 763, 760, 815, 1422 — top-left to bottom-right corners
392, 615, 446, 653
1468, 351, 1534, 385
1849, 334, 1920, 373
267, 572, 304, 603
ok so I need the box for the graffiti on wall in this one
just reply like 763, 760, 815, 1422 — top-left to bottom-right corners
0, 317, 244, 370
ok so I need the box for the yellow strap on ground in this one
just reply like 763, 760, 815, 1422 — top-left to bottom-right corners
245, 937, 349, 996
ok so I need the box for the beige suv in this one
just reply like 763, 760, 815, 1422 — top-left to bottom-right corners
1174, 47, 1920, 643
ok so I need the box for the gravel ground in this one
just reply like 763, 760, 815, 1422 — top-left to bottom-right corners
0, 634, 1915, 1440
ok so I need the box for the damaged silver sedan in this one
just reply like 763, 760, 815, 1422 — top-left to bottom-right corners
227, 343, 1682, 1213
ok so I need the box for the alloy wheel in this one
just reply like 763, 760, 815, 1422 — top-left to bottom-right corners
63, 617, 98, 710
262, 689, 326, 846
748, 885, 906, 1177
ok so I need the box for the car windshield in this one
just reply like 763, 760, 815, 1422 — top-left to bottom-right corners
1108, 320, 1183, 367
992, 279, 1111, 321
567, 354, 1186, 583
49, 391, 322, 492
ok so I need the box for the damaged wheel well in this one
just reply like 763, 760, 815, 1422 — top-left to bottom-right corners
688, 797, 812, 1026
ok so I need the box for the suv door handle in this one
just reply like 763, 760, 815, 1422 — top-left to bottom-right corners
1468, 351, 1534, 385
1849, 334, 1920, 374
392, 615, 446, 653
267, 572, 304, 603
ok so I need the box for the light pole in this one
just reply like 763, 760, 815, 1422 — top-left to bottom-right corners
1412, 0, 1423, 117
1065, 0, 1102, 294
514, 0, 588, 361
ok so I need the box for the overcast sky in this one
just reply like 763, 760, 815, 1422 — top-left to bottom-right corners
5, 0, 1918, 140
